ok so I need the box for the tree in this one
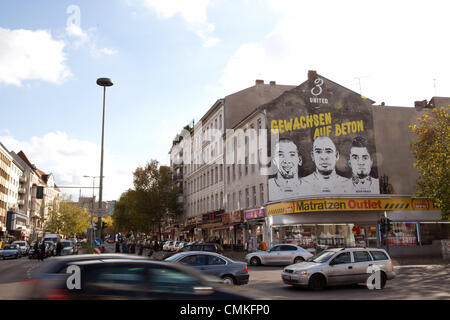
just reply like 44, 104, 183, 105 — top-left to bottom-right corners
410, 106, 450, 220
112, 160, 179, 238
45, 197, 91, 235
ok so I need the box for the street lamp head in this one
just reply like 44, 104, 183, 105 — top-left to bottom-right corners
96, 78, 114, 87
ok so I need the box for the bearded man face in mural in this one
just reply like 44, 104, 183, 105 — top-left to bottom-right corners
268, 138, 305, 201
301, 136, 348, 194
344, 136, 380, 193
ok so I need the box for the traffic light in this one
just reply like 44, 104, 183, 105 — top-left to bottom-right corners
380, 218, 386, 231
36, 186, 44, 199
386, 218, 392, 232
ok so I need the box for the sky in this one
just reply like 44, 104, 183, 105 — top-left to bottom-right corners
0, 0, 449, 201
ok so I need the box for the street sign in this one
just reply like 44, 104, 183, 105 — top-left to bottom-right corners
94, 208, 109, 217
93, 238, 103, 247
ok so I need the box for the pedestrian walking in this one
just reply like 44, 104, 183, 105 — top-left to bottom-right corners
115, 241, 120, 253
121, 241, 127, 253
130, 242, 136, 254
138, 242, 144, 256
56, 240, 63, 256
39, 241, 46, 261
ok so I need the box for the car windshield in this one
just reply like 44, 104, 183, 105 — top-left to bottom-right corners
14, 242, 25, 246
309, 250, 336, 263
61, 242, 72, 248
3, 245, 16, 250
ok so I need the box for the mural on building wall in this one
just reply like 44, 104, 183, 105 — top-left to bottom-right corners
266, 73, 380, 202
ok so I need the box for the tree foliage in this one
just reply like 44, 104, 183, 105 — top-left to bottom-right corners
410, 106, 450, 220
45, 197, 91, 235
112, 160, 179, 236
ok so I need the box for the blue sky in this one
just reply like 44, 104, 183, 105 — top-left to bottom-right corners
1, 0, 449, 201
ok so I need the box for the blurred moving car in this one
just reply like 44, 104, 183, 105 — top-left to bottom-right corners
162, 243, 224, 260
245, 244, 313, 266
60, 240, 75, 256
0, 244, 21, 259
166, 251, 249, 285
23, 255, 252, 300
281, 248, 396, 290
12, 241, 30, 256
43, 234, 60, 245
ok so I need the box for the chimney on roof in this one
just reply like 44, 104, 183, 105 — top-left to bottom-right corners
414, 100, 428, 109
269, 81, 276, 86
308, 70, 318, 80
255, 79, 264, 85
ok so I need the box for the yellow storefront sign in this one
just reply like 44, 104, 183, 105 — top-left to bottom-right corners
267, 197, 438, 216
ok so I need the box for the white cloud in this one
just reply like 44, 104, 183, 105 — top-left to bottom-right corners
65, 24, 118, 57
0, 27, 71, 86
132, 0, 220, 47
219, 0, 450, 106
0, 132, 136, 201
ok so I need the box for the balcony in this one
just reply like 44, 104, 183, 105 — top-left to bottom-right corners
18, 187, 26, 194
18, 199, 25, 206
19, 175, 26, 183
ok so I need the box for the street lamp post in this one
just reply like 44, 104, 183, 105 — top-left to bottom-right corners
96, 77, 113, 239
83, 175, 101, 242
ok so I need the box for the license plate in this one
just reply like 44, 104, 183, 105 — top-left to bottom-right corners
283, 275, 291, 280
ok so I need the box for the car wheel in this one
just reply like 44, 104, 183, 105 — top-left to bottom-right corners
15, 254, 18, 259
309, 274, 326, 291
294, 256, 305, 264
250, 257, 261, 266
222, 275, 236, 285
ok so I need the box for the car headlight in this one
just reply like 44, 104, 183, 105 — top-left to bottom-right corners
294, 270, 308, 275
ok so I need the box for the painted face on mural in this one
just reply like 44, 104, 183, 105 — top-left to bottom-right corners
349, 146, 373, 178
273, 139, 302, 179
311, 136, 339, 176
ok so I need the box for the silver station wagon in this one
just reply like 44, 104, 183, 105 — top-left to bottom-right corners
282, 248, 396, 290
245, 244, 313, 266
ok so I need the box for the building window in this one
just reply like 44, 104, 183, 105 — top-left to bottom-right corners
227, 166, 230, 183
259, 184, 264, 205
252, 186, 256, 207
220, 164, 223, 181
220, 192, 223, 209
239, 191, 242, 209
232, 192, 236, 210
219, 114, 222, 129
245, 188, 249, 208
245, 157, 248, 175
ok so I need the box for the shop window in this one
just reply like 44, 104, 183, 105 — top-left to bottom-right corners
386, 222, 418, 246
419, 223, 450, 245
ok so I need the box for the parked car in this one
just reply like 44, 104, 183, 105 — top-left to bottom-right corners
166, 251, 249, 285
60, 240, 75, 256
0, 244, 21, 259
245, 244, 313, 266
162, 243, 224, 260
45, 241, 56, 256
281, 248, 396, 290
23, 255, 252, 300
162, 240, 174, 251
12, 241, 30, 256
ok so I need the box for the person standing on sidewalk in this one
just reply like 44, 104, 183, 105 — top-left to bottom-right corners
115, 241, 120, 253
